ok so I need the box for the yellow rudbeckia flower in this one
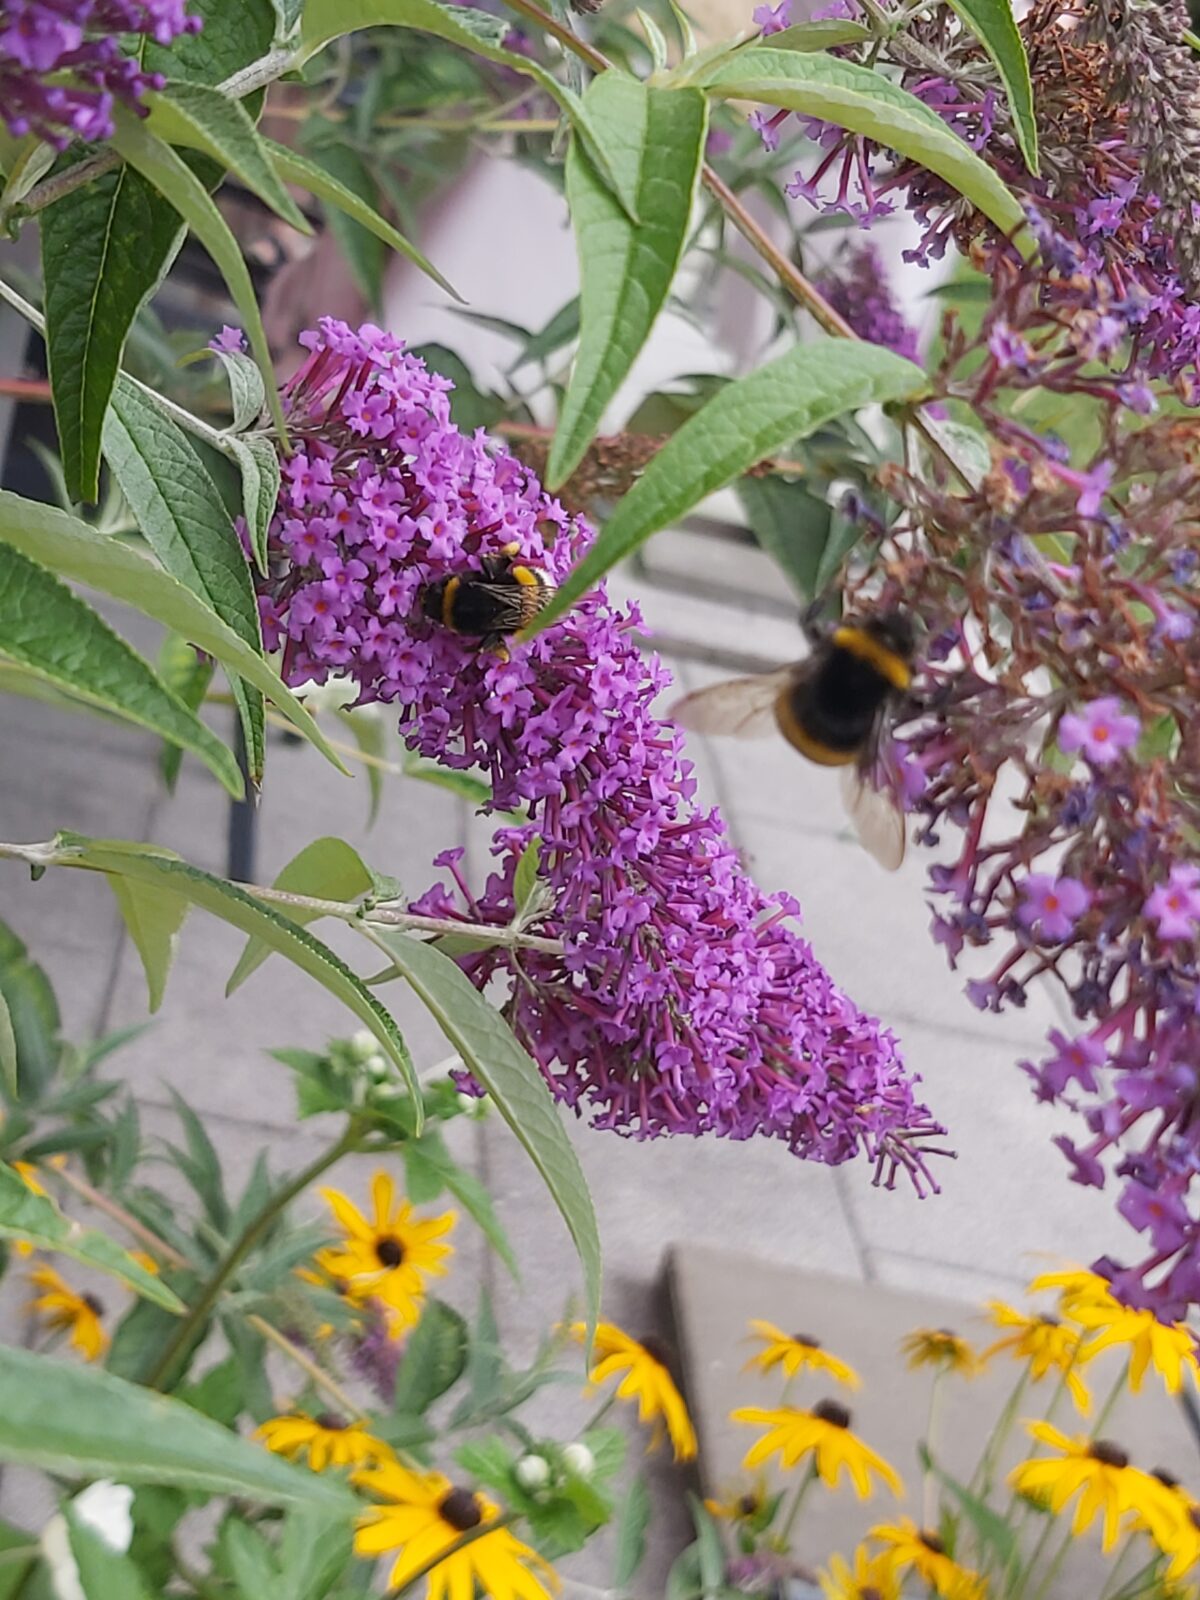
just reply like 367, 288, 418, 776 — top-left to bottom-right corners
746, 1321, 861, 1389
1072, 1300, 1200, 1395
1009, 1422, 1180, 1552
26, 1264, 108, 1360
570, 1322, 697, 1462
982, 1301, 1091, 1413
354, 1460, 559, 1600
899, 1327, 980, 1375
317, 1172, 455, 1332
1027, 1266, 1116, 1318
1132, 1470, 1198, 1580
869, 1519, 985, 1600
819, 1545, 900, 1600
732, 1401, 902, 1499
704, 1478, 770, 1525
257, 1411, 392, 1473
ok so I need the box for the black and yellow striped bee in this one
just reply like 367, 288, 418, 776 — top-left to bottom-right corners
671, 612, 916, 869
420, 543, 556, 654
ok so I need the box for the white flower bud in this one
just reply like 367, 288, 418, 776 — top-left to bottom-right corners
349, 1030, 377, 1061
42, 1482, 134, 1600
561, 1443, 595, 1478
515, 1454, 552, 1491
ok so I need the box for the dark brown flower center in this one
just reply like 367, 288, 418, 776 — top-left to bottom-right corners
813, 1400, 851, 1428
81, 1293, 104, 1317
1038, 1314, 1061, 1327
791, 1333, 821, 1349
638, 1334, 672, 1366
376, 1236, 405, 1268
315, 1412, 347, 1431
736, 1493, 760, 1517
919, 1531, 946, 1555
936, 1327, 957, 1340
1153, 1467, 1180, 1489
439, 1487, 484, 1531
1189, 1506, 1200, 1532
1090, 1440, 1129, 1468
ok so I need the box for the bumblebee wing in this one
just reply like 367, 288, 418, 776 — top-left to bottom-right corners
670, 668, 795, 740
840, 764, 907, 871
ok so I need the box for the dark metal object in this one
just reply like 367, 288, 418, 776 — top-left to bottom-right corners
226, 714, 258, 883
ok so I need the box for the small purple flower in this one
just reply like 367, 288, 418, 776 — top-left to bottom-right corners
210, 325, 246, 354
1144, 864, 1200, 941
1117, 1180, 1191, 1255
1041, 1028, 1106, 1094
987, 320, 1033, 370
1058, 697, 1141, 767
1016, 873, 1091, 942
752, 0, 791, 30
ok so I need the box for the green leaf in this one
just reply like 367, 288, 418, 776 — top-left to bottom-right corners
212, 349, 267, 433
401, 1133, 518, 1280
41, 162, 184, 502
0, 1162, 183, 1311
333, 706, 385, 826
0, 920, 60, 1101
532, 339, 924, 631
0, 545, 242, 796
736, 475, 832, 600
766, 17, 871, 48
272, 0, 307, 33
0, 992, 16, 1100
103, 378, 266, 784
227, 836, 376, 992
106, 875, 188, 1014
918, 1444, 1018, 1567
155, 636, 215, 792
277, 1506, 354, 1600
144, 0, 275, 93
227, 431, 283, 577
612, 1474, 651, 1588
67, 1510, 152, 1600
697, 47, 1028, 244
0, 488, 344, 771
266, 139, 459, 301
0, 1344, 352, 1506
54, 836, 421, 1118
367, 930, 600, 1333
145, 82, 310, 231
391, 1298, 469, 1415
296, 0, 640, 223
109, 110, 287, 444
689, 1496, 724, 1600
302, 142, 386, 310
944, 0, 1036, 172
548, 77, 707, 489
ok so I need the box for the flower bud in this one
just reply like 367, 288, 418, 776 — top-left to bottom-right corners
561, 1442, 595, 1478
349, 1030, 377, 1062
515, 1454, 552, 1491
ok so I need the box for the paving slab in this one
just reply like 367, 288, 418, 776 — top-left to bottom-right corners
669, 1242, 1200, 1597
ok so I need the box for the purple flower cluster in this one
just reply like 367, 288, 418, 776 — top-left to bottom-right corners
814, 243, 920, 362
254, 318, 947, 1191
0, 0, 199, 146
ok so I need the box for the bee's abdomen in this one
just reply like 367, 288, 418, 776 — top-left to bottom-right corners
774, 649, 890, 766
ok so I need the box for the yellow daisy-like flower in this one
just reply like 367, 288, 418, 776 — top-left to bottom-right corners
354, 1460, 559, 1600
26, 1264, 108, 1360
982, 1301, 1091, 1413
899, 1327, 980, 1376
1133, 1471, 1198, 1580
1027, 1266, 1117, 1318
257, 1411, 392, 1473
570, 1322, 697, 1462
1008, 1422, 1181, 1552
819, 1545, 901, 1600
704, 1478, 770, 1526
317, 1172, 455, 1331
869, 1520, 985, 1600
1072, 1300, 1200, 1395
732, 1401, 903, 1500
746, 1321, 861, 1389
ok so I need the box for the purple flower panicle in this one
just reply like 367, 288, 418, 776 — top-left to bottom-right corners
254, 319, 947, 1193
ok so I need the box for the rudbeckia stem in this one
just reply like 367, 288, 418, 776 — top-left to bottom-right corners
777, 1461, 818, 1544
972, 1367, 1030, 1500
922, 1371, 945, 1527
1096, 1534, 1140, 1600
246, 1312, 368, 1423
1090, 1358, 1132, 1437
147, 1126, 362, 1391
383, 1512, 520, 1599
1028, 1523, 1076, 1600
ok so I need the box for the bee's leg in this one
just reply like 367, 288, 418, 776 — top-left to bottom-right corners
798, 597, 830, 649
483, 634, 511, 663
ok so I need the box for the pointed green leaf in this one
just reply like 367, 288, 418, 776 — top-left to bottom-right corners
0, 488, 344, 771
0, 1343, 353, 1506
698, 47, 1028, 243
144, 82, 311, 231
391, 1298, 469, 1415
103, 378, 266, 784
402, 1132, 518, 1279
41, 162, 184, 502
212, 349, 267, 433
531, 339, 924, 631
296, 0, 640, 222
227, 836, 375, 993
548, 77, 707, 490
765, 18, 871, 48
0, 920, 60, 1100
613, 1474, 651, 1588
267, 139, 460, 301
156, 636, 216, 792
106, 875, 189, 1014
0, 545, 241, 795
0, 1162, 184, 1311
109, 110, 287, 444
228, 432, 282, 576
144, 0, 275, 92
944, 0, 1037, 173
67, 1510, 153, 1600
53, 836, 420, 1119
368, 929, 600, 1334
0, 992, 15, 1100
737, 475, 832, 600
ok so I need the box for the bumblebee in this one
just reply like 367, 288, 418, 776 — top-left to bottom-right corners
420, 544, 556, 654
671, 612, 916, 870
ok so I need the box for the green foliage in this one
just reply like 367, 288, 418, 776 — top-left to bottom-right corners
0, 921, 60, 1103
391, 1298, 469, 1413
548, 75, 708, 488
533, 340, 925, 629
40, 164, 183, 503
105, 876, 188, 1016
228, 837, 378, 992
944, 0, 1037, 172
